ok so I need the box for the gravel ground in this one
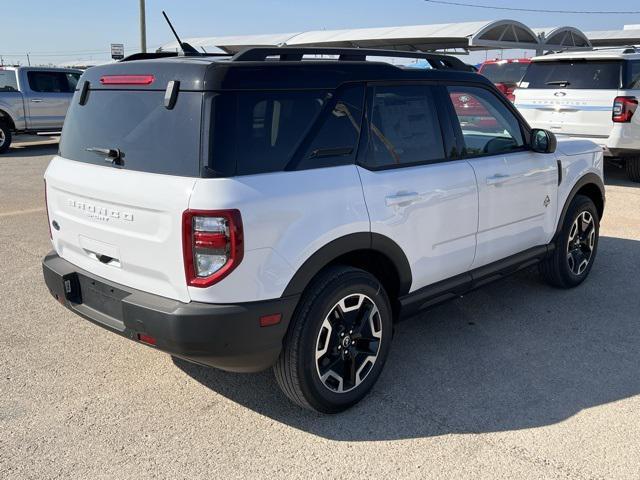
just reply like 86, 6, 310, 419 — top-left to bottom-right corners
1, 142, 639, 479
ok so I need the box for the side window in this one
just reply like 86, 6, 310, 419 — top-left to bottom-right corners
210, 90, 329, 176
27, 71, 73, 93
295, 84, 364, 170
66, 72, 81, 91
363, 85, 445, 168
629, 61, 640, 89
448, 86, 524, 156
0, 70, 19, 92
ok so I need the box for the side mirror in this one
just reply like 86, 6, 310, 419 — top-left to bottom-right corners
531, 128, 557, 154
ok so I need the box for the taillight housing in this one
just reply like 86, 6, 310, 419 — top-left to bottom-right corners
182, 209, 243, 287
613, 96, 638, 123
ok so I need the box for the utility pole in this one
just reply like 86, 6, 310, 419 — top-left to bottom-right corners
139, 0, 147, 53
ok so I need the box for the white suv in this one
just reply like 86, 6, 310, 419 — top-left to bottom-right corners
515, 47, 640, 182
42, 48, 605, 413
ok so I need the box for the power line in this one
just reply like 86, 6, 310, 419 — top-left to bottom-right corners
424, 0, 640, 14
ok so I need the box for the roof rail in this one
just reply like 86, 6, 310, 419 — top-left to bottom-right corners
230, 47, 475, 71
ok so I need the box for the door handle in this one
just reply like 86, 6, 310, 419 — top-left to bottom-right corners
486, 173, 511, 185
385, 192, 421, 207
30, 99, 44, 103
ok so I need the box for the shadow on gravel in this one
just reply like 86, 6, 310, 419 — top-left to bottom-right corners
4, 143, 58, 159
176, 236, 640, 440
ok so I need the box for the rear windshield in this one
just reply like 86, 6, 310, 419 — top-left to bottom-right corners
480, 62, 529, 84
209, 86, 364, 176
521, 60, 622, 89
60, 90, 203, 177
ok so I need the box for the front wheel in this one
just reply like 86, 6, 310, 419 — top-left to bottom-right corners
540, 194, 599, 288
626, 157, 640, 183
0, 122, 12, 154
274, 266, 393, 413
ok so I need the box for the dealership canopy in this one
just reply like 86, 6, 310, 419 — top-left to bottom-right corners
586, 26, 640, 47
160, 20, 592, 55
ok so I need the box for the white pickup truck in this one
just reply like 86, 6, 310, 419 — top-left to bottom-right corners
0, 66, 81, 153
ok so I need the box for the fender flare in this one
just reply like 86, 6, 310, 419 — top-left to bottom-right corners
281, 232, 412, 297
555, 173, 605, 237
0, 108, 16, 130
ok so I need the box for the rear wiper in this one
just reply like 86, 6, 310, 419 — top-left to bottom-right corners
546, 80, 571, 86
86, 147, 125, 167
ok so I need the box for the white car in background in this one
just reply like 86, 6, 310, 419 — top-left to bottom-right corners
515, 47, 640, 182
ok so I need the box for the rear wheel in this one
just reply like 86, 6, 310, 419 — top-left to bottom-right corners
0, 122, 12, 154
626, 157, 640, 183
540, 195, 599, 288
274, 266, 393, 413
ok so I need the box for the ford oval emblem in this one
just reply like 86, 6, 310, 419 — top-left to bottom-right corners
554, 92, 567, 97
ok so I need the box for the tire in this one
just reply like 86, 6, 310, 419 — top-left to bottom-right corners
626, 157, 640, 183
274, 265, 393, 413
0, 122, 12, 154
540, 194, 599, 289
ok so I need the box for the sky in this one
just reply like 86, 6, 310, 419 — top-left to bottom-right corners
2, 0, 640, 66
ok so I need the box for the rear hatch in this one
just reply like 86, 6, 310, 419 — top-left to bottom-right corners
515, 59, 622, 138
45, 59, 208, 302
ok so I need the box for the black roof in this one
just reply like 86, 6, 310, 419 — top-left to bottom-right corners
82, 47, 490, 92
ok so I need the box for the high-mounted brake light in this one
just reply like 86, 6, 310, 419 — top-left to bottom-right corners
613, 96, 638, 123
99, 74, 155, 85
182, 210, 243, 287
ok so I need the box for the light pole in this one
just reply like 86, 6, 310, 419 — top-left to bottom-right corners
139, 0, 147, 53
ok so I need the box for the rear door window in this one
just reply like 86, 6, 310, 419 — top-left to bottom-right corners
447, 86, 524, 157
521, 61, 622, 89
59, 90, 203, 176
362, 85, 445, 168
27, 71, 74, 93
0, 70, 18, 92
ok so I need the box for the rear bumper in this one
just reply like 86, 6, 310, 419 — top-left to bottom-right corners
42, 252, 299, 372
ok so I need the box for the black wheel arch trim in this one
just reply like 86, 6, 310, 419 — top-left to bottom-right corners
281, 232, 412, 298
555, 173, 605, 237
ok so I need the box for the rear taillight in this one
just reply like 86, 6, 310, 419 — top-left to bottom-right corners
44, 179, 52, 239
182, 209, 243, 287
99, 74, 155, 85
613, 96, 638, 123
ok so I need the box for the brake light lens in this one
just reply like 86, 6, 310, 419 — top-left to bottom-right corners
613, 96, 638, 123
182, 210, 243, 287
99, 74, 155, 85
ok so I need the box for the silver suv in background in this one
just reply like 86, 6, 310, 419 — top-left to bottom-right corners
0, 66, 81, 153
514, 48, 640, 182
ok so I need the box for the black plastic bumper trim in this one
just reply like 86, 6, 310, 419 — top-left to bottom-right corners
42, 252, 299, 372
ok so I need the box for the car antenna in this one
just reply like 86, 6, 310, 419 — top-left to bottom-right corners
162, 10, 200, 56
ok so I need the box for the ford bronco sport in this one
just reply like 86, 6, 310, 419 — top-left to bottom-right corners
42, 47, 605, 413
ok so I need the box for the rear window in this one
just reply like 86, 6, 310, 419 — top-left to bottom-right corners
521, 60, 622, 89
27, 71, 75, 93
480, 62, 529, 84
60, 90, 203, 177
210, 86, 364, 176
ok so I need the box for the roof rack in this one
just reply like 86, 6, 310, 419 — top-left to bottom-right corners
230, 47, 474, 71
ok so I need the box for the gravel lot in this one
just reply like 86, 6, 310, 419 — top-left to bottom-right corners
1, 141, 639, 479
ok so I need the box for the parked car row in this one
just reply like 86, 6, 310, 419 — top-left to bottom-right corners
0, 66, 81, 152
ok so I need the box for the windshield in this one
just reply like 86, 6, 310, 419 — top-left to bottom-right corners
481, 63, 529, 84
521, 60, 622, 89
60, 89, 203, 176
